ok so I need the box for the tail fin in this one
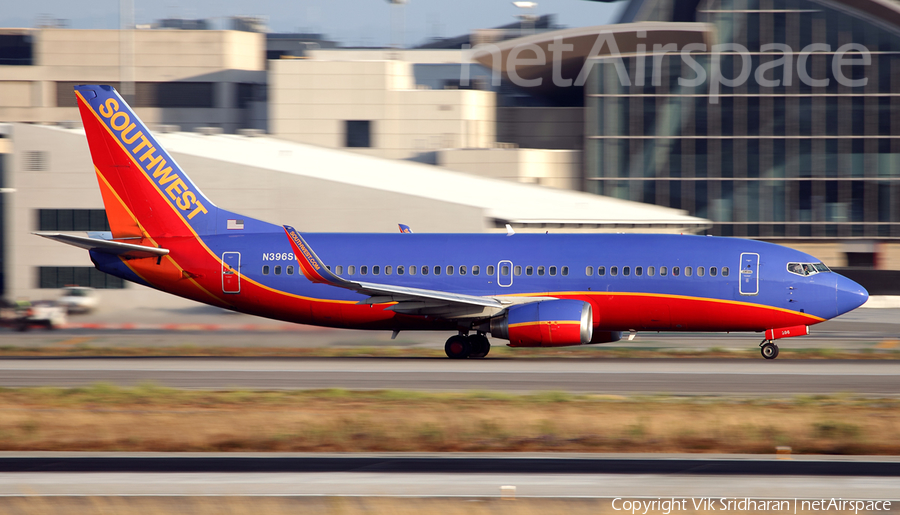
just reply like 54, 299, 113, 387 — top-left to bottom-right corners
75, 85, 218, 238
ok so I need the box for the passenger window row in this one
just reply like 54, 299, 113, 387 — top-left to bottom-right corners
315, 265, 573, 278
261, 265, 295, 276
584, 265, 730, 278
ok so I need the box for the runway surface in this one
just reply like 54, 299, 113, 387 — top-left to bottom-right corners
1, 358, 898, 394
1, 453, 899, 498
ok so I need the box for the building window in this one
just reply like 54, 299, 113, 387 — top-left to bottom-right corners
38, 209, 110, 231
345, 120, 371, 148
25, 151, 47, 171
38, 266, 125, 289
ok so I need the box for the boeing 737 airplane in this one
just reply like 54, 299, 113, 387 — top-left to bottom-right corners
38, 85, 869, 359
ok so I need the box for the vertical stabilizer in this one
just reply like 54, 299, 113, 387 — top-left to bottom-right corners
75, 85, 219, 238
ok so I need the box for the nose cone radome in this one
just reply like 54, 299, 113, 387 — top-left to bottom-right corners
835, 274, 869, 316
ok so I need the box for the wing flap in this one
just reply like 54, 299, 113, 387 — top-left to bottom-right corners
34, 232, 169, 259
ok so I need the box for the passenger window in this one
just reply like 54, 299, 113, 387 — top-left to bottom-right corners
562, 266, 568, 276
597, 266, 606, 276
526, 266, 534, 276
537, 266, 545, 276
262, 265, 270, 275
348, 265, 356, 275
697, 266, 705, 277
514, 265, 522, 276
549, 266, 557, 276
385, 265, 392, 275
685, 266, 692, 277
398, 265, 405, 275
447, 265, 454, 275
610, 266, 618, 276
473, 265, 480, 276
635, 266, 643, 276
361, 266, 368, 275
487, 265, 495, 275
722, 267, 729, 277
287, 266, 294, 275
335, 265, 342, 275
623, 266, 630, 276
710, 266, 717, 277
433, 266, 440, 275
673, 266, 680, 276
660, 266, 667, 276
501, 265, 509, 276
586, 266, 594, 276
648, 266, 655, 276
422, 266, 428, 275
460, 265, 467, 275
274, 265, 282, 275
373, 265, 380, 275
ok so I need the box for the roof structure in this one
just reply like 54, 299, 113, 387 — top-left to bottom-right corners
147, 130, 710, 232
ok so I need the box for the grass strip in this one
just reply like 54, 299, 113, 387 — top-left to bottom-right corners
1, 384, 899, 454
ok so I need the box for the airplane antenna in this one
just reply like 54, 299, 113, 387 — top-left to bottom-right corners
506, 224, 515, 236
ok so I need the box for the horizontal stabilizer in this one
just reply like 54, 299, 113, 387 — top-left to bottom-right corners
34, 232, 169, 259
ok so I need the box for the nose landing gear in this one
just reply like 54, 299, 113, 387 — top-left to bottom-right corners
444, 333, 491, 359
760, 340, 779, 360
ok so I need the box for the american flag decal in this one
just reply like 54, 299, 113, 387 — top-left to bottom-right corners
227, 219, 244, 230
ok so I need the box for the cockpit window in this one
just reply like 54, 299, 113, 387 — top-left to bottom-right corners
787, 262, 831, 276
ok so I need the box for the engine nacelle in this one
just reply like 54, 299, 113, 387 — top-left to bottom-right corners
490, 299, 593, 347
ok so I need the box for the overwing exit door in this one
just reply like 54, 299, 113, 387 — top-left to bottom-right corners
498, 260, 513, 287
222, 252, 241, 294
739, 252, 759, 296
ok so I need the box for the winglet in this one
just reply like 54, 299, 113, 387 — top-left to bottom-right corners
398, 224, 413, 233
283, 225, 353, 287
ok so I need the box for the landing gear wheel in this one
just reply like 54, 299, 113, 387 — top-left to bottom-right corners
468, 334, 491, 358
760, 341, 779, 360
445, 335, 471, 359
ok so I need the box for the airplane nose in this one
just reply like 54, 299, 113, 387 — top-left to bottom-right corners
835, 274, 868, 316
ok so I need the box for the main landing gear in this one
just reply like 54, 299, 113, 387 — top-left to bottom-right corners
445, 333, 491, 359
760, 340, 780, 360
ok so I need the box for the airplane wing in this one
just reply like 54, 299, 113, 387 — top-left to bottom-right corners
34, 232, 169, 259
283, 225, 521, 318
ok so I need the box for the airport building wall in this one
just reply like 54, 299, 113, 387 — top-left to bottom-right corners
0, 28, 267, 132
